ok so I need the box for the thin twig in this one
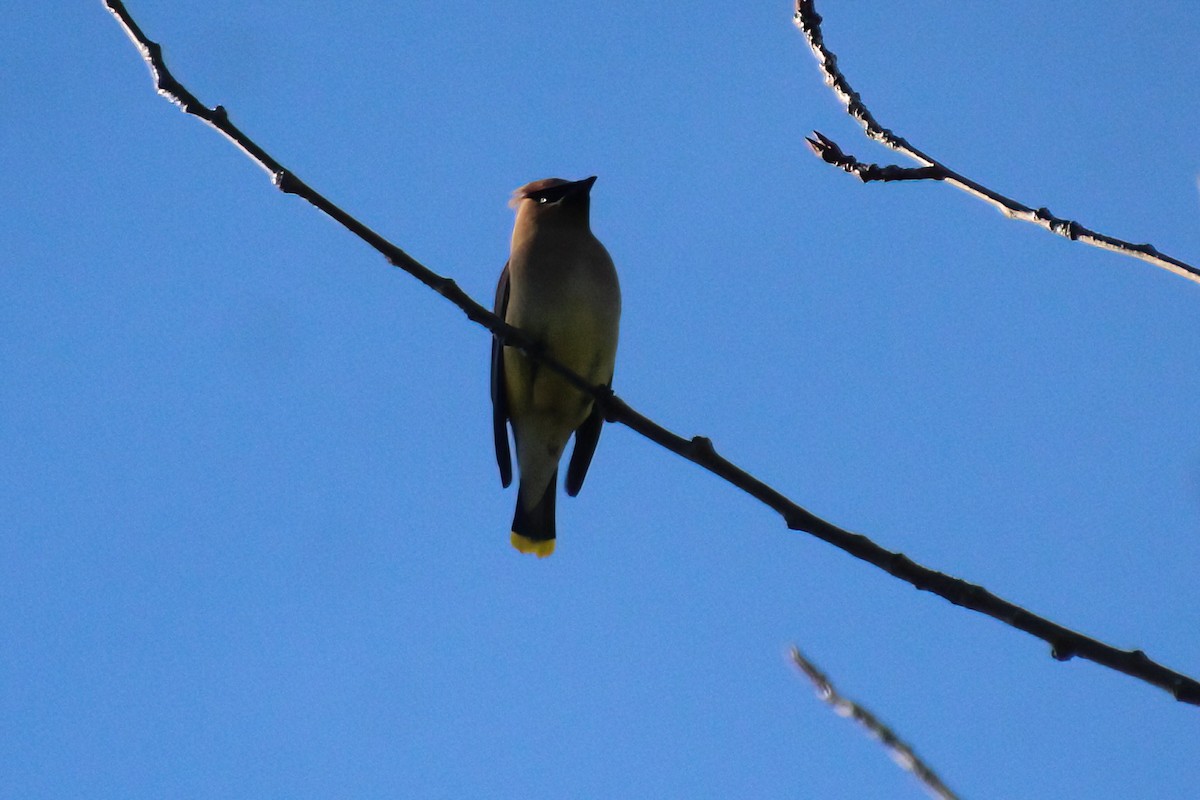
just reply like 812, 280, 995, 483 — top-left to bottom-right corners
793, 0, 1200, 285
790, 647, 960, 800
104, 0, 1200, 706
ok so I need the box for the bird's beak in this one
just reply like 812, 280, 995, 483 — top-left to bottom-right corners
570, 175, 598, 194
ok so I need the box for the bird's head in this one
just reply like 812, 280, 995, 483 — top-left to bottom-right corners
509, 176, 597, 227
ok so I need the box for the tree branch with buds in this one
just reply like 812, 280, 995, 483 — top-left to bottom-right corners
793, 0, 1200, 285
104, 0, 1200, 707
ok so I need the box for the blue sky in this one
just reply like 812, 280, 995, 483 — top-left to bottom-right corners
3, 1, 1199, 797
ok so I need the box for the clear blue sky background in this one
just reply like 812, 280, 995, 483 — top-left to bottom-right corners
3, 2, 1199, 797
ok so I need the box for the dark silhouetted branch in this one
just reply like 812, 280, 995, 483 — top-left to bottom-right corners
790, 647, 960, 800
104, 0, 1200, 707
793, 0, 1200, 285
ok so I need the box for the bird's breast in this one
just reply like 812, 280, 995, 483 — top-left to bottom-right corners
505, 234, 620, 390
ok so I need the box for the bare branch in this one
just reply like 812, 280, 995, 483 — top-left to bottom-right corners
793, 0, 1200, 285
104, 0, 1200, 706
790, 647, 961, 800
805, 132, 945, 183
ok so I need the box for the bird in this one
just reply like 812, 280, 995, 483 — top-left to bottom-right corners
491, 176, 621, 558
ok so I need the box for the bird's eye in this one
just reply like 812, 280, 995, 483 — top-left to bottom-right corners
537, 196, 549, 204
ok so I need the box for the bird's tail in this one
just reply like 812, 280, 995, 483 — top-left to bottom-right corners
510, 470, 557, 558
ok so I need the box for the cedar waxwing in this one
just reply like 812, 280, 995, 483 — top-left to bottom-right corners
491, 176, 621, 557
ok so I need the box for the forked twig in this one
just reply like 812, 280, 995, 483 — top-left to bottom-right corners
793, 0, 1200, 285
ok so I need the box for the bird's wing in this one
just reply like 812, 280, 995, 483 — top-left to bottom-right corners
564, 371, 611, 497
491, 262, 513, 488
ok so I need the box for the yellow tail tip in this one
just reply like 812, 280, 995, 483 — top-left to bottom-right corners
510, 532, 556, 558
